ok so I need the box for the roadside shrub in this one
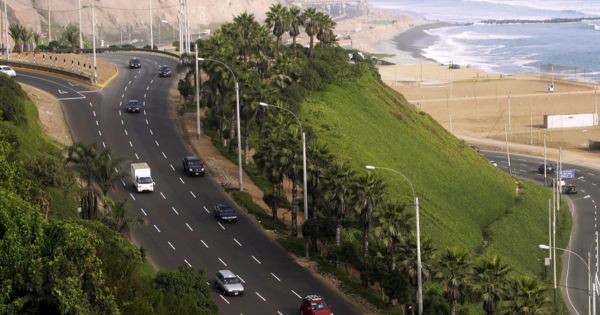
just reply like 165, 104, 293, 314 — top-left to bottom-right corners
300, 68, 321, 92
143, 44, 158, 50
309, 59, 335, 84
282, 83, 307, 111
0, 74, 26, 123
231, 190, 287, 233
121, 44, 135, 49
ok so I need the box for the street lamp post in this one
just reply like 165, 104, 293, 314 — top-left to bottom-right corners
149, 0, 153, 49
365, 165, 423, 314
539, 244, 596, 314
78, 0, 83, 48
194, 44, 200, 140
259, 102, 309, 258
91, 0, 97, 83
197, 58, 242, 191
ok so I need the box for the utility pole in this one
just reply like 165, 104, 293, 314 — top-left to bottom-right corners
91, 0, 97, 84
4, 0, 8, 61
78, 0, 83, 48
120, 25, 122, 46
508, 95, 511, 131
149, 0, 153, 49
595, 91, 598, 126
47, 0, 51, 42
544, 134, 547, 187
552, 177, 557, 304
530, 107, 533, 145
128, 24, 131, 44
178, 14, 182, 54
185, 0, 190, 54
505, 124, 511, 175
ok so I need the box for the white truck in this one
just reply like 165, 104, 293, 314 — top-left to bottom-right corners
131, 163, 154, 192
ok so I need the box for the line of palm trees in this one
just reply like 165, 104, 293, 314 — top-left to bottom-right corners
65, 142, 145, 239
179, 5, 554, 314
7, 22, 82, 53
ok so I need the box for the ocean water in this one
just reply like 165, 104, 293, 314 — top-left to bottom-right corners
370, 0, 600, 81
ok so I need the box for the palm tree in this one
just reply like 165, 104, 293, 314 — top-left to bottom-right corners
270, 53, 300, 90
471, 255, 513, 315
301, 7, 319, 58
254, 133, 284, 219
373, 202, 413, 270
92, 148, 131, 198
323, 162, 356, 247
233, 11, 260, 62
101, 197, 146, 240
306, 140, 333, 252
316, 12, 336, 48
8, 23, 23, 53
20, 28, 33, 53
264, 3, 289, 55
32, 31, 41, 53
252, 26, 274, 79
434, 247, 472, 315
398, 233, 436, 311
288, 6, 302, 59
176, 52, 197, 87
502, 277, 552, 315
352, 172, 386, 259
66, 142, 100, 219
279, 123, 303, 236
62, 23, 79, 53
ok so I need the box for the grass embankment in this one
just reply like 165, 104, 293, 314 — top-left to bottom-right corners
299, 75, 571, 311
5, 96, 79, 220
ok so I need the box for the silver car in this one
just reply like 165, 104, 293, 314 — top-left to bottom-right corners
215, 270, 244, 296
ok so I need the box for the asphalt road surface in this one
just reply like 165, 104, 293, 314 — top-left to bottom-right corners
14, 53, 361, 315
481, 150, 599, 315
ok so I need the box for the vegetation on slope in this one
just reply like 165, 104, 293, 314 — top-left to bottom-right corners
0, 73, 218, 314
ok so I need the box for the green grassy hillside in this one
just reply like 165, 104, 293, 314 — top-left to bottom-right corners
300, 74, 571, 276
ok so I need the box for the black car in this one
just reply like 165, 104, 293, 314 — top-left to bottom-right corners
158, 65, 171, 77
129, 58, 141, 69
182, 156, 205, 176
538, 164, 555, 174
449, 63, 461, 69
470, 145, 480, 152
126, 100, 140, 113
214, 204, 237, 223
565, 184, 577, 194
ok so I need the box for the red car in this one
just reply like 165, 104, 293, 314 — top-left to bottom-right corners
300, 295, 333, 315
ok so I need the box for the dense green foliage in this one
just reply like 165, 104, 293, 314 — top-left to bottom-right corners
193, 6, 572, 314
0, 74, 218, 314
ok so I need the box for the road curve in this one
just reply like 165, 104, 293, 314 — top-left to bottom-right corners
15, 53, 361, 315
481, 150, 599, 315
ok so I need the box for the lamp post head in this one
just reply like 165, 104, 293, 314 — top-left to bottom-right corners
197, 57, 204, 61
365, 165, 376, 170
259, 102, 269, 107
539, 244, 550, 250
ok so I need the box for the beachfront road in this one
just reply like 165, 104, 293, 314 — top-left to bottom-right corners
14, 55, 362, 315
480, 150, 599, 315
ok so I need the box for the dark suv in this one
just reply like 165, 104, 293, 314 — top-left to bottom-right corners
565, 184, 577, 194
214, 204, 237, 223
182, 156, 205, 176
158, 65, 171, 77
126, 100, 140, 113
129, 58, 141, 69
538, 164, 555, 174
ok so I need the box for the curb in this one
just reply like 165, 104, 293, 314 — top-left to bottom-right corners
92, 64, 119, 87
10, 66, 94, 85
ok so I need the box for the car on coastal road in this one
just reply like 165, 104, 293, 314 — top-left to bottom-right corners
0, 65, 16, 77
565, 184, 577, 194
129, 58, 141, 69
538, 164, 555, 174
214, 270, 244, 296
300, 295, 333, 315
182, 156, 205, 176
126, 100, 140, 113
214, 204, 237, 223
470, 145, 480, 152
158, 65, 171, 77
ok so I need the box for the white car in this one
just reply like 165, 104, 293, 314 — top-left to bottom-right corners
0, 65, 16, 77
490, 161, 498, 167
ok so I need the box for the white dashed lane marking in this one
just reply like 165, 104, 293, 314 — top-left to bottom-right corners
271, 273, 281, 281
234, 238, 242, 246
168, 242, 176, 250
170, 165, 175, 171
135, 153, 139, 159
129, 193, 136, 201
180, 177, 185, 184
160, 192, 166, 199
218, 258, 227, 266
140, 208, 147, 216
172, 207, 179, 215
203, 206, 210, 213
201, 240, 209, 248
190, 191, 196, 198
255, 292, 266, 302
154, 225, 161, 233
218, 222, 225, 230
292, 290, 302, 299
219, 296, 230, 304
184, 259, 192, 267
162, 152, 167, 158
252, 256, 261, 264
186, 223, 193, 231
102, 142, 106, 148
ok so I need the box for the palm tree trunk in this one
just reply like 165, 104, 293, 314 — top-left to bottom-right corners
272, 183, 278, 219
258, 121, 264, 148
220, 116, 226, 147
311, 192, 318, 252
450, 300, 456, 315
229, 108, 235, 154
276, 36, 280, 55
291, 176, 298, 236
335, 218, 341, 247
363, 225, 369, 258
293, 36, 297, 59
390, 244, 396, 270
244, 119, 250, 165
309, 35, 314, 58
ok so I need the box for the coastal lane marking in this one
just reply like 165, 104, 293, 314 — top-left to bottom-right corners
172, 207, 179, 215
218, 222, 225, 230
255, 292, 266, 302
234, 238, 242, 246
218, 258, 227, 266
186, 223, 193, 231
201, 240, 208, 248
184, 259, 192, 267
140, 208, 147, 216
292, 290, 302, 299
252, 255, 261, 264
154, 225, 161, 233
168, 242, 176, 250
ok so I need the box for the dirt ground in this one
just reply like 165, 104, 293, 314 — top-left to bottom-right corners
378, 64, 600, 166
3, 52, 116, 84
21, 84, 74, 146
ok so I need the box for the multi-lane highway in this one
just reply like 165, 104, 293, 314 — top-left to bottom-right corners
480, 150, 600, 315
15, 53, 361, 315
